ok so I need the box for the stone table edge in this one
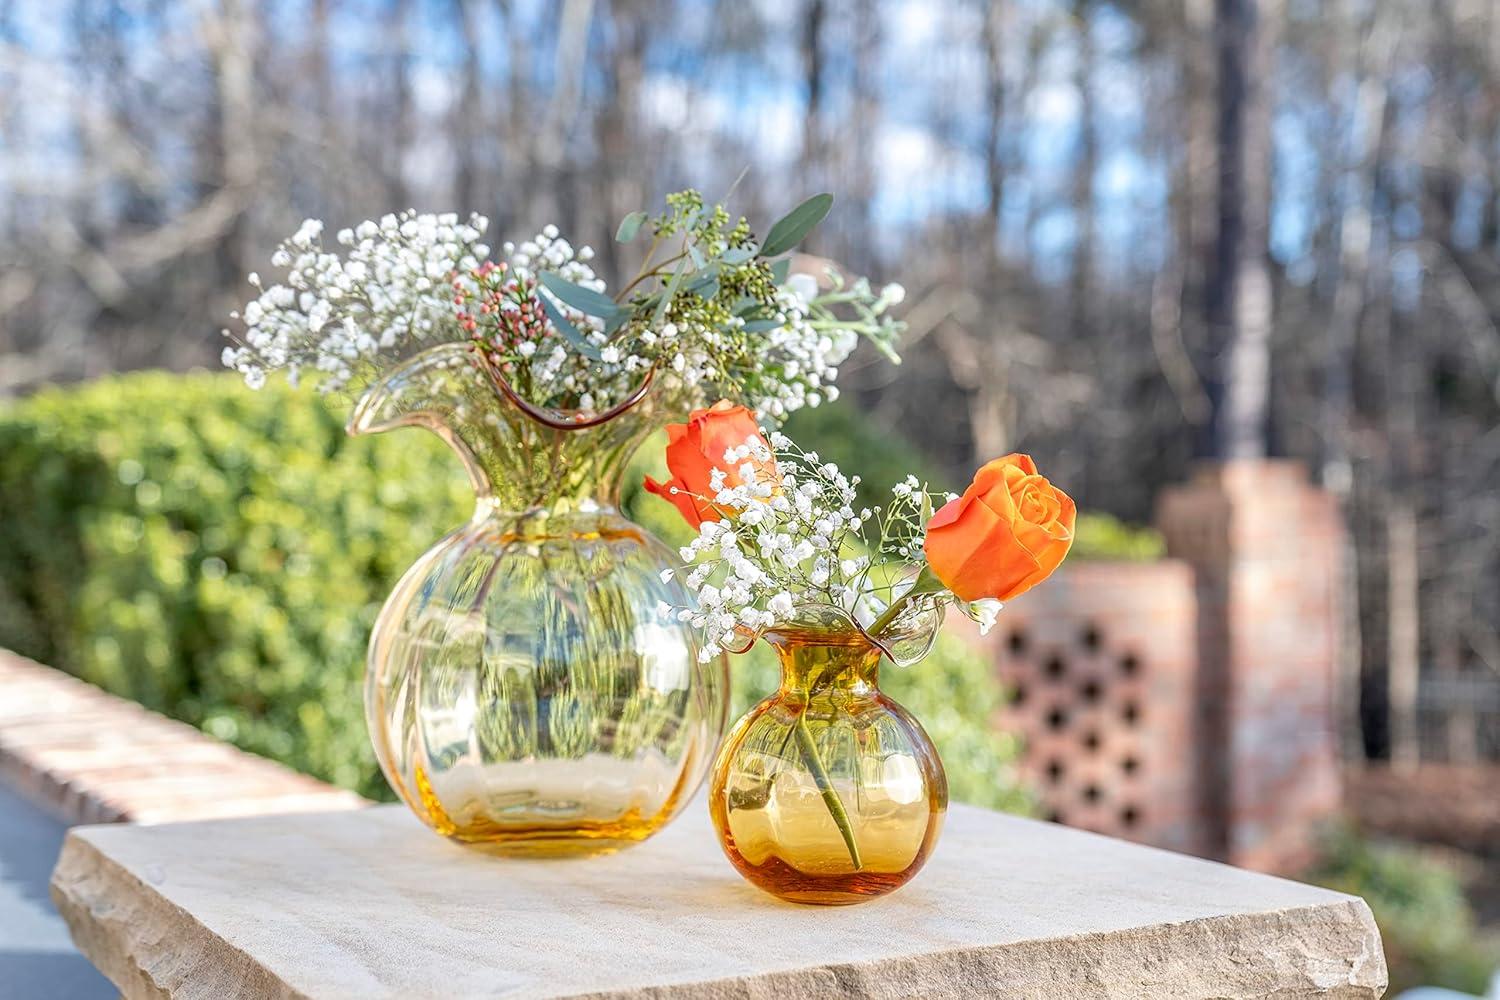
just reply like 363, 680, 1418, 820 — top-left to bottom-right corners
51, 821, 1387, 1000
559, 897, 1387, 1000
51, 828, 311, 1000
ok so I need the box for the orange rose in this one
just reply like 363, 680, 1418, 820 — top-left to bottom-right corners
923, 453, 1075, 602
644, 401, 776, 529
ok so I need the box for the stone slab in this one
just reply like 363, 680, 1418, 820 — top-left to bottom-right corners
50, 801, 1387, 999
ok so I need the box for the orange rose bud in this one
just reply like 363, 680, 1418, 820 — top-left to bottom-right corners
644, 400, 776, 529
923, 453, 1075, 603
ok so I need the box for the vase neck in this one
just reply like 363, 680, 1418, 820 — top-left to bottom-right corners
766, 626, 882, 703
349, 344, 661, 515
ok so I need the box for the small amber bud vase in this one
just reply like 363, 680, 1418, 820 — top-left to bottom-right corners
709, 607, 948, 905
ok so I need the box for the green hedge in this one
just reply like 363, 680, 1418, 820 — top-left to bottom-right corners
0, 373, 471, 795
0, 373, 1030, 810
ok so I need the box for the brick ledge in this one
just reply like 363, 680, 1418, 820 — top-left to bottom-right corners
0, 648, 366, 825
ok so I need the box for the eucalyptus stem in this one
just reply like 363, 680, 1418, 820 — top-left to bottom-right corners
615, 248, 690, 300
616, 232, 665, 301
792, 709, 862, 870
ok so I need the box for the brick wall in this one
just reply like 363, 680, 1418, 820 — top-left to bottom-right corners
970, 460, 1345, 873
978, 562, 1205, 856
0, 649, 365, 825
1158, 460, 1344, 871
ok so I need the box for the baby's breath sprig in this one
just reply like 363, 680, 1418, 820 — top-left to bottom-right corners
226, 191, 907, 424
661, 432, 966, 662
223, 211, 491, 395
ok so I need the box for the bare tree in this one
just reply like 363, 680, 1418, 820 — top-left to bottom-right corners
1204, 0, 1282, 459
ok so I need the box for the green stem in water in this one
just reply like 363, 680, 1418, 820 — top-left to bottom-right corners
792, 709, 862, 871
868, 565, 951, 639
867, 594, 911, 639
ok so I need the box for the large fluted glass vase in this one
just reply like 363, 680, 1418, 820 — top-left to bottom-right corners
710, 605, 947, 904
349, 343, 728, 855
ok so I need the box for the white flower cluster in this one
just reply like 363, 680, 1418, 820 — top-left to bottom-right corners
663, 431, 941, 660
884, 474, 949, 561
503, 223, 599, 285
226, 211, 906, 423
748, 286, 854, 419
656, 426, 1009, 658
462, 250, 885, 418
223, 211, 489, 394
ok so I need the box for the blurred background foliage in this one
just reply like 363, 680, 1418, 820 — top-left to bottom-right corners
0, 371, 1161, 805
1309, 827, 1500, 995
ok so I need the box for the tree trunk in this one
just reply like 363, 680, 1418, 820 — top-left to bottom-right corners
385, 0, 412, 208
1205, 0, 1281, 459
453, 0, 484, 214
1386, 499, 1421, 770
1070, 1, 1096, 337
846, 0, 879, 266
1322, 6, 1393, 495
801, 0, 825, 178
1323, 2, 1394, 764
981, 0, 1006, 245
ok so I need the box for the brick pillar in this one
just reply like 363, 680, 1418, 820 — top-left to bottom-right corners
1156, 460, 1343, 872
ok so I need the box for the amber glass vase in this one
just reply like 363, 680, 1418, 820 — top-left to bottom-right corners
709, 606, 948, 904
349, 344, 728, 856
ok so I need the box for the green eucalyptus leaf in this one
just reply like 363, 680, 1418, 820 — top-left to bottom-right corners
721, 245, 758, 265
761, 193, 833, 256
615, 211, 647, 243
653, 260, 687, 325
538, 271, 620, 320
692, 278, 720, 301
770, 258, 792, 284
741, 318, 782, 333
538, 295, 603, 361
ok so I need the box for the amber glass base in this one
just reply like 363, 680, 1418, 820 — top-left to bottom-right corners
420, 776, 697, 858
717, 813, 945, 904
447, 817, 663, 858
709, 620, 947, 905
408, 750, 707, 857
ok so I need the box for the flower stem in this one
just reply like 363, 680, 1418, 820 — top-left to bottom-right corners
867, 595, 910, 639
868, 566, 949, 640
792, 710, 862, 870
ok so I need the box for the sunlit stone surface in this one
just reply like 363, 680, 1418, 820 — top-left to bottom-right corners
51, 801, 1386, 999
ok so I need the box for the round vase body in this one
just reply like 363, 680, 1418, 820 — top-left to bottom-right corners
368, 506, 725, 855
709, 623, 947, 903
352, 345, 728, 855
